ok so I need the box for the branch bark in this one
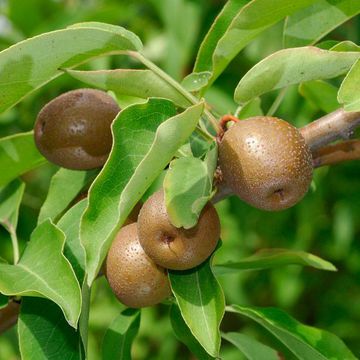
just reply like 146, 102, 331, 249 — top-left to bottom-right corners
300, 108, 360, 151
312, 139, 360, 168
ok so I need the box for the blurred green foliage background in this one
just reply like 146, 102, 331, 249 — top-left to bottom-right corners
0, 0, 359, 359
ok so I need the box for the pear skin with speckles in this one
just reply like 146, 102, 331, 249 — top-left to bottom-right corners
137, 190, 220, 270
105, 223, 171, 308
34, 89, 120, 170
219, 116, 313, 211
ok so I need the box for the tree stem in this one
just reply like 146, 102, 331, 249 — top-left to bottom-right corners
300, 108, 360, 151
312, 139, 360, 168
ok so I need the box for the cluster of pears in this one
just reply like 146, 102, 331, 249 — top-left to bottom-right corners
33, 88, 315, 307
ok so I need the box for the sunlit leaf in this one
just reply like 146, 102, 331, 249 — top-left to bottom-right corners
38, 168, 96, 225
0, 220, 81, 327
18, 297, 82, 360
222, 332, 279, 360
66, 69, 191, 108
170, 305, 214, 360
203, 0, 317, 87
214, 249, 336, 275
57, 200, 87, 284
284, 1, 360, 48
81, 98, 204, 285
235, 47, 360, 104
170, 259, 225, 357
0, 22, 142, 113
338, 58, 360, 111
228, 305, 357, 359
0, 132, 46, 187
181, 72, 212, 92
164, 146, 217, 228
102, 308, 140, 360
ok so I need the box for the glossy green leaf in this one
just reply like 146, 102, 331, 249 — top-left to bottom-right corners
18, 297, 82, 360
0, 22, 142, 113
193, 0, 248, 75
57, 200, 87, 284
164, 153, 216, 228
214, 249, 336, 275
331, 41, 360, 52
284, 1, 360, 48
66, 69, 191, 108
189, 132, 214, 158
299, 80, 339, 113
102, 308, 140, 360
338, 58, 360, 111
0, 220, 81, 327
0, 178, 25, 233
222, 332, 279, 360
228, 305, 357, 359
203, 0, 317, 87
170, 305, 214, 360
81, 98, 204, 285
0, 132, 46, 187
235, 47, 360, 104
169, 259, 225, 357
38, 168, 96, 225
181, 72, 212, 92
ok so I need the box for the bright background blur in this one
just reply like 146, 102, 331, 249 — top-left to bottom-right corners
0, 1, 359, 359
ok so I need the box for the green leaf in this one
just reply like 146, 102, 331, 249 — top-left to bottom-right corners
0, 220, 81, 327
164, 149, 216, 228
338, 58, 360, 111
66, 69, 191, 108
0, 178, 25, 232
284, 1, 360, 48
0, 294, 8, 309
181, 72, 212, 92
234, 47, 360, 104
236, 98, 263, 118
81, 98, 204, 285
203, 0, 317, 87
227, 305, 357, 360
38, 168, 96, 225
0, 22, 142, 113
169, 259, 225, 357
0, 132, 46, 187
170, 304, 214, 360
57, 200, 87, 284
189, 132, 214, 158
331, 41, 360, 52
193, 0, 248, 75
214, 249, 337, 275
18, 297, 82, 360
102, 308, 140, 360
299, 80, 339, 113
222, 332, 279, 360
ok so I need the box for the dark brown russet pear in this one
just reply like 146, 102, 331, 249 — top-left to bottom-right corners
34, 88, 120, 170
137, 190, 220, 270
218, 116, 313, 211
105, 223, 171, 308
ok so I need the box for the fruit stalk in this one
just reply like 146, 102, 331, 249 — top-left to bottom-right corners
312, 139, 360, 167
300, 108, 360, 151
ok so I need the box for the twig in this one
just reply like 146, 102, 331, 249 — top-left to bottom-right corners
312, 139, 360, 168
300, 108, 360, 151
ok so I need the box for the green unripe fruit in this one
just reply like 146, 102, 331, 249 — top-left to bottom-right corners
34, 88, 120, 170
218, 116, 313, 211
137, 190, 220, 270
105, 223, 171, 308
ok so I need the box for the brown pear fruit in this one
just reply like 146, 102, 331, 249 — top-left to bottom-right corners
34, 88, 120, 170
105, 223, 171, 308
137, 190, 220, 270
218, 116, 313, 211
